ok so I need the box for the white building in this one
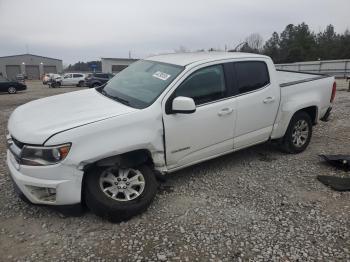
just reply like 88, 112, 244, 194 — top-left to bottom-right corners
0, 53, 63, 80
101, 58, 138, 74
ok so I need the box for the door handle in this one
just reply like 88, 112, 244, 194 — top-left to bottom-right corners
263, 97, 275, 104
218, 108, 233, 116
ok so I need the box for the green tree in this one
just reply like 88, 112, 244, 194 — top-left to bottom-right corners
316, 24, 340, 60
263, 32, 280, 63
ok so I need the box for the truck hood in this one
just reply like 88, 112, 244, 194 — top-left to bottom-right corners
8, 89, 137, 144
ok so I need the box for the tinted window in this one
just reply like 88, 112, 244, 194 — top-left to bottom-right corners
94, 73, 105, 78
0, 76, 7, 82
73, 74, 83, 78
112, 65, 128, 72
235, 61, 270, 94
175, 65, 226, 105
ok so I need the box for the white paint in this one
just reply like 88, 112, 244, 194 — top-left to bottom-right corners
7, 52, 334, 206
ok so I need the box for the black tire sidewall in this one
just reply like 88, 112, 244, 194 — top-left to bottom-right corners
284, 112, 312, 153
84, 165, 158, 222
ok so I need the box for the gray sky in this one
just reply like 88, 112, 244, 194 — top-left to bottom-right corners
0, 0, 349, 64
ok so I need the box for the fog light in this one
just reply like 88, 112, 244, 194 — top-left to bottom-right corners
26, 185, 56, 202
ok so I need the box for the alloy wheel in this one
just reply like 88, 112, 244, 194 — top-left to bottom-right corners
99, 167, 145, 202
292, 119, 309, 147
8, 87, 16, 94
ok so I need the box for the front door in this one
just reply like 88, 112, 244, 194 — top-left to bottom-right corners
163, 64, 237, 169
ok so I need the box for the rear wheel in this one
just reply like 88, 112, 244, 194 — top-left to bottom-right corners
77, 81, 85, 87
280, 111, 312, 153
8, 86, 17, 94
84, 164, 158, 222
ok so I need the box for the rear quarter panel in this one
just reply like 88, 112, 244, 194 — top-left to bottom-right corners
271, 76, 334, 139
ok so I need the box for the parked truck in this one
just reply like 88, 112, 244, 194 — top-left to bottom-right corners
6, 52, 336, 221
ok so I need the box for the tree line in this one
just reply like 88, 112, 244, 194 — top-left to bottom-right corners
66, 23, 349, 69
238, 23, 350, 64
65, 61, 101, 72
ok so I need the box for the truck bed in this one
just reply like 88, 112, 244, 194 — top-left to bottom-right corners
277, 69, 330, 87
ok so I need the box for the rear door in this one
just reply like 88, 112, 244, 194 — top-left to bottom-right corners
233, 60, 280, 150
62, 74, 73, 85
73, 73, 84, 84
163, 63, 237, 169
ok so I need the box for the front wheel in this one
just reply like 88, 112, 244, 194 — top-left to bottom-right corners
280, 111, 312, 154
8, 86, 17, 94
84, 164, 158, 222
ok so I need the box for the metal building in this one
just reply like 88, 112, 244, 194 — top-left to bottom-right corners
0, 54, 63, 80
101, 58, 138, 74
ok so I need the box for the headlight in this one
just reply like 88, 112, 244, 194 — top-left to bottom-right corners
20, 143, 71, 166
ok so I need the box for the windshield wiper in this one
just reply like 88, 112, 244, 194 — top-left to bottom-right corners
101, 89, 130, 106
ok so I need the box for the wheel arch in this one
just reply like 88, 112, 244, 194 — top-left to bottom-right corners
83, 149, 155, 172
296, 106, 318, 124
271, 104, 318, 140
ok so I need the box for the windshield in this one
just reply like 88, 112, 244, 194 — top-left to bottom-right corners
100, 60, 183, 108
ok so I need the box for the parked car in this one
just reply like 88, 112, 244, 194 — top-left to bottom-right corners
6, 52, 336, 222
0, 76, 27, 94
43, 73, 61, 85
51, 73, 86, 87
85, 73, 114, 88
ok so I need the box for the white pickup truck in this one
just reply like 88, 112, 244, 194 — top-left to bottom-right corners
7, 52, 336, 221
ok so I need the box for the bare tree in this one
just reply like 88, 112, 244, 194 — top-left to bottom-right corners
245, 33, 264, 52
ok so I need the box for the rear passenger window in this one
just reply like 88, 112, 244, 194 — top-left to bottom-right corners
235, 61, 270, 94
175, 65, 226, 105
73, 74, 83, 78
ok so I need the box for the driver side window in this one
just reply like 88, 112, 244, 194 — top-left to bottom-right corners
175, 64, 227, 105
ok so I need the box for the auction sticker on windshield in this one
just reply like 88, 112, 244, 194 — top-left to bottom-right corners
152, 71, 171, 81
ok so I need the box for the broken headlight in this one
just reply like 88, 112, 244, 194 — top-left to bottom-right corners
21, 143, 71, 166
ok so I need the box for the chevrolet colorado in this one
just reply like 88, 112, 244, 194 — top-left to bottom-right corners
7, 52, 336, 221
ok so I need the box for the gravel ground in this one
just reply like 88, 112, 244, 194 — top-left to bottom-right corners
0, 81, 349, 261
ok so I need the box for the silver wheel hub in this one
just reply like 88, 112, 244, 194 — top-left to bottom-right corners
8, 87, 16, 93
99, 167, 145, 202
292, 120, 309, 147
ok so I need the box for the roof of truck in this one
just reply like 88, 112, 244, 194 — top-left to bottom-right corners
145, 52, 268, 66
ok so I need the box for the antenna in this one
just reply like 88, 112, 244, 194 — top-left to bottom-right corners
128, 50, 131, 59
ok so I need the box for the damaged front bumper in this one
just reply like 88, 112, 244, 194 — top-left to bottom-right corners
7, 150, 84, 205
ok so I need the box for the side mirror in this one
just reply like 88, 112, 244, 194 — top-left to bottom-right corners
172, 96, 196, 114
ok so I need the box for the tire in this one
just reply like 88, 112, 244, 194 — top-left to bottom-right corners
84, 164, 158, 222
8, 86, 17, 94
51, 82, 60, 88
280, 111, 312, 154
